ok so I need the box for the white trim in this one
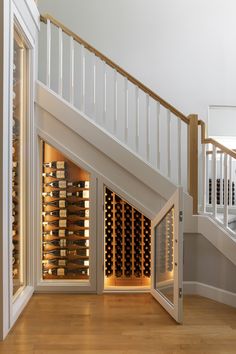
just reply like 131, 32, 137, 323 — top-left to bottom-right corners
12, 286, 34, 325
0, 0, 12, 340
12, 3, 35, 48
184, 281, 236, 308
24, 0, 40, 30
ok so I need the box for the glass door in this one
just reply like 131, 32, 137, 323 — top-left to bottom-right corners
151, 188, 183, 323
12, 28, 27, 298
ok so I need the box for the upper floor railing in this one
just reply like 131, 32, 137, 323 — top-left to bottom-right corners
38, 14, 236, 237
198, 119, 236, 235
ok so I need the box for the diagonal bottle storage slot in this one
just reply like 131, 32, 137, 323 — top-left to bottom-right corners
104, 187, 151, 288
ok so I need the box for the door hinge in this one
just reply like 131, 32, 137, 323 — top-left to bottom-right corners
179, 287, 182, 298
179, 211, 183, 222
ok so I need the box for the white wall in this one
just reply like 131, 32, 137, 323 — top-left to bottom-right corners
38, 0, 236, 121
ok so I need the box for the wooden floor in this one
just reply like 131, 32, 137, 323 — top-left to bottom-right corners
0, 294, 236, 353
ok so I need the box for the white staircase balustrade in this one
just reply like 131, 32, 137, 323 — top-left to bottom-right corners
38, 16, 189, 191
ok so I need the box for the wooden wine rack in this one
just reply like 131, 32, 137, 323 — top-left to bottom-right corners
42, 142, 90, 280
104, 188, 151, 287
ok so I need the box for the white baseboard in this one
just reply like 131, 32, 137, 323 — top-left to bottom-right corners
184, 281, 236, 308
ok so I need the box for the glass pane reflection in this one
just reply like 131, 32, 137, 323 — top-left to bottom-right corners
154, 206, 174, 305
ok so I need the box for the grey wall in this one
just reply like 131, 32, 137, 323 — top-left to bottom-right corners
184, 233, 236, 293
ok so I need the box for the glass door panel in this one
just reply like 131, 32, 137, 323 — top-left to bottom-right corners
154, 206, 174, 304
12, 28, 27, 297
151, 188, 183, 323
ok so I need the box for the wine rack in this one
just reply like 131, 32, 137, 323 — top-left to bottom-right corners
104, 188, 151, 287
155, 207, 174, 276
208, 178, 235, 205
42, 142, 90, 280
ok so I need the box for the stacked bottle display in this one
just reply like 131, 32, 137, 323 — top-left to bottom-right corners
42, 154, 90, 280
104, 188, 151, 285
208, 179, 235, 205
157, 207, 174, 274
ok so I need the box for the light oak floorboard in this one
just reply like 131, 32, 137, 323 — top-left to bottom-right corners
0, 294, 236, 353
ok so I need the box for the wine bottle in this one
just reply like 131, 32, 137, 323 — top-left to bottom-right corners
42, 209, 67, 218
45, 180, 89, 189
43, 229, 89, 237
43, 219, 89, 228
43, 259, 68, 267
43, 239, 67, 247
42, 219, 68, 228
45, 239, 88, 247
42, 209, 89, 218
134, 269, 141, 277
67, 181, 89, 188
44, 249, 67, 257
42, 190, 89, 199
43, 200, 89, 208
43, 161, 66, 169
115, 269, 122, 277
42, 170, 66, 179
43, 268, 88, 276
70, 219, 89, 227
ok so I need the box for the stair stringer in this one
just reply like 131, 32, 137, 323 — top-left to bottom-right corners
36, 81, 177, 200
197, 214, 236, 266
36, 104, 167, 219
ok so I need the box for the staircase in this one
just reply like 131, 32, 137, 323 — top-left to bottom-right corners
36, 14, 236, 304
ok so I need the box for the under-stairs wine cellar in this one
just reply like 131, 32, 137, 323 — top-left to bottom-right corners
104, 187, 151, 287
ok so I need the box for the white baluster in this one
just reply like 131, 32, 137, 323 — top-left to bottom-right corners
114, 70, 118, 134
46, 19, 51, 87
81, 45, 85, 112
146, 95, 150, 162
220, 153, 223, 206
156, 102, 160, 169
202, 144, 206, 213
124, 78, 128, 143
103, 61, 107, 124
69, 36, 74, 105
206, 146, 209, 206
135, 86, 139, 152
229, 156, 233, 207
93, 54, 96, 120
212, 145, 217, 217
58, 27, 63, 96
224, 153, 228, 227
178, 118, 181, 185
167, 110, 171, 178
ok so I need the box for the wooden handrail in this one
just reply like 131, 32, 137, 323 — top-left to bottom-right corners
198, 119, 236, 159
40, 14, 189, 125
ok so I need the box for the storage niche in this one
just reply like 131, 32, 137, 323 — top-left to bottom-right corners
41, 142, 90, 280
104, 187, 151, 287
